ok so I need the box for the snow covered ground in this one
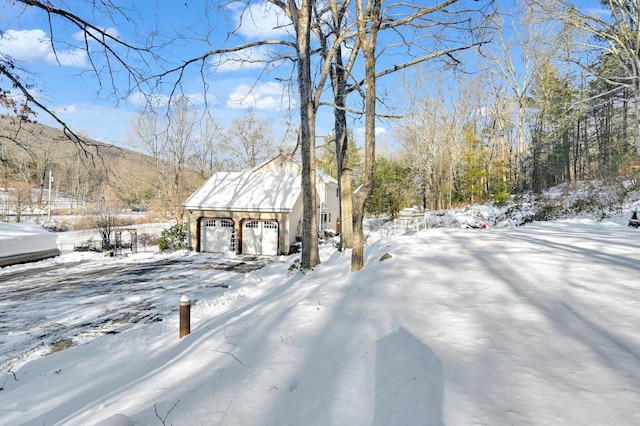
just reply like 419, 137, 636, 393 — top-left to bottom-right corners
1, 213, 639, 425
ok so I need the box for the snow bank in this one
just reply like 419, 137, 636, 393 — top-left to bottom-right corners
0, 222, 60, 266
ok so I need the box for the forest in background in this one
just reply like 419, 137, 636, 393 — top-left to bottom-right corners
2, 1, 640, 230
344, 1, 640, 219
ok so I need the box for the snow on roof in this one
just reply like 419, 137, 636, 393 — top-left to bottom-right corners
252, 154, 338, 185
182, 171, 302, 212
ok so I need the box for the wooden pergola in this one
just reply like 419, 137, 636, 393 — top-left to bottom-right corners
113, 227, 138, 255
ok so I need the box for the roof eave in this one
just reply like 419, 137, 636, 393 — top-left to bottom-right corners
183, 206, 294, 213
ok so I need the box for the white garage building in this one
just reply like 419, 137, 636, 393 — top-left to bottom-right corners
182, 155, 340, 256
182, 171, 302, 255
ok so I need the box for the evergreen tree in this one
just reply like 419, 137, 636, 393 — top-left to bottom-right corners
365, 155, 417, 218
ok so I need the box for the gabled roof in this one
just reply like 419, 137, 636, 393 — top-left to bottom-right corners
252, 154, 338, 186
182, 171, 302, 212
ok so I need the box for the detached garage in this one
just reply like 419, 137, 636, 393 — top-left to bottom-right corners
242, 220, 279, 255
201, 218, 235, 253
182, 171, 303, 256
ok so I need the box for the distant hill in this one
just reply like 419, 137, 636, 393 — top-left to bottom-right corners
0, 114, 203, 218
0, 114, 146, 164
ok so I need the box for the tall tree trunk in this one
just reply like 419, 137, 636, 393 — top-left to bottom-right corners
322, 0, 356, 253
352, 0, 381, 272
336, 122, 355, 252
291, 0, 320, 267
333, 42, 354, 252
635, 86, 640, 157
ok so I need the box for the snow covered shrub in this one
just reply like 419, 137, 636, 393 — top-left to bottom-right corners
158, 223, 187, 252
288, 258, 313, 274
530, 203, 562, 222
571, 197, 598, 215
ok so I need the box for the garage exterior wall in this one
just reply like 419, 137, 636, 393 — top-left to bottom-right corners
288, 194, 304, 246
186, 208, 298, 255
254, 155, 340, 232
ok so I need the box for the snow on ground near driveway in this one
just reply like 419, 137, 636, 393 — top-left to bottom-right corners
0, 250, 272, 375
2, 219, 640, 425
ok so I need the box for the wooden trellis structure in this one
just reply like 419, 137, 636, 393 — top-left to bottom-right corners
113, 227, 138, 256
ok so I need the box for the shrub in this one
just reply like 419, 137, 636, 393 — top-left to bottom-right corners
492, 191, 511, 206
288, 258, 313, 274
532, 204, 563, 221
158, 223, 187, 252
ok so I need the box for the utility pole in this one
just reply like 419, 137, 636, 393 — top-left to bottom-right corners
48, 169, 53, 222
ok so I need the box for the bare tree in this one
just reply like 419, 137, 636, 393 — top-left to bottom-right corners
128, 96, 202, 220
188, 113, 226, 178
397, 77, 457, 211
314, 0, 359, 253
286, 0, 321, 267
1, 1, 155, 156
487, 1, 558, 189
9, 182, 33, 222
349, 0, 381, 271
545, 0, 640, 155
219, 111, 278, 169
93, 207, 116, 251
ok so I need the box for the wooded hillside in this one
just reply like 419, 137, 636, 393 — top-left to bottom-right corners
0, 115, 203, 221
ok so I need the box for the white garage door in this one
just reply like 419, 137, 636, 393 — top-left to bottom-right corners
201, 219, 234, 253
242, 220, 278, 255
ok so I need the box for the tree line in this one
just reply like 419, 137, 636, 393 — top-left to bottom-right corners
340, 0, 640, 216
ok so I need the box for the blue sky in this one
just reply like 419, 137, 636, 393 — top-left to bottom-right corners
1, 1, 302, 145
0, 0, 607, 150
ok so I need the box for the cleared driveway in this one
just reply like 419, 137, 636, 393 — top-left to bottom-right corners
0, 253, 272, 372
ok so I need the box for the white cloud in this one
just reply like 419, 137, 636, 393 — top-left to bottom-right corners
226, 81, 289, 111
355, 126, 388, 137
128, 91, 210, 110
45, 48, 87, 67
233, 2, 292, 40
353, 126, 389, 149
211, 46, 271, 73
128, 91, 170, 109
1, 29, 50, 62
187, 92, 209, 106
0, 29, 87, 67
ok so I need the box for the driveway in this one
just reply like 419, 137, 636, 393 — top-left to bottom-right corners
0, 253, 272, 373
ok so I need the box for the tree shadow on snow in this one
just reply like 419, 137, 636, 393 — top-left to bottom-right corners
373, 327, 444, 426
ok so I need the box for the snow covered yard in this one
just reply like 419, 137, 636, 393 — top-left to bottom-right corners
1, 218, 640, 425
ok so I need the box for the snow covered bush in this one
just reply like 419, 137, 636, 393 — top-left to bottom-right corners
158, 223, 187, 252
